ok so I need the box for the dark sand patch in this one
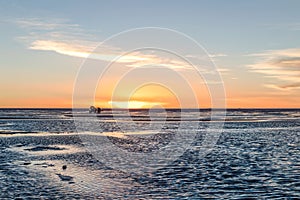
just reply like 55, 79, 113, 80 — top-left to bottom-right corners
56, 173, 74, 182
24, 146, 66, 152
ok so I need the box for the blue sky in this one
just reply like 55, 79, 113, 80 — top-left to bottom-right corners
1, 0, 300, 108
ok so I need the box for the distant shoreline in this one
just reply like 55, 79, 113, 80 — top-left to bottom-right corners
0, 108, 300, 111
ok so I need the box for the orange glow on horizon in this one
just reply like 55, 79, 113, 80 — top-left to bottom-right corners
97, 84, 181, 109
1, 95, 300, 109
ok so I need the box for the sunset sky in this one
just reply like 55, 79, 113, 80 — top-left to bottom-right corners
1, 0, 300, 108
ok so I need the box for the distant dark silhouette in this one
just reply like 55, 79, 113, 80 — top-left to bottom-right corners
89, 106, 96, 113
89, 106, 101, 114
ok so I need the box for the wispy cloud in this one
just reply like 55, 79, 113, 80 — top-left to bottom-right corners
13, 18, 98, 45
264, 83, 300, 91
29, 39, 193, 70
12, 18, 197, 70
14, 18, 80, 31
186, 53, 227, 59
208, 53, 227, 58
29, 40, 95, 58
248, 48, 300, 90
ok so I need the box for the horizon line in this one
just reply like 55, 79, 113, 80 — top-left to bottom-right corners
0, 107, 300, 110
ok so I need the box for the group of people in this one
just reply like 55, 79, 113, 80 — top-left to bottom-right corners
89, 106, 102, 114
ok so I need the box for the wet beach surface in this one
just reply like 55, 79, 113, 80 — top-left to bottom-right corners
0, 109, 299, 199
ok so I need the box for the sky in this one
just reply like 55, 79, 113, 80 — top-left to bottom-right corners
0, 0, 300, 108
